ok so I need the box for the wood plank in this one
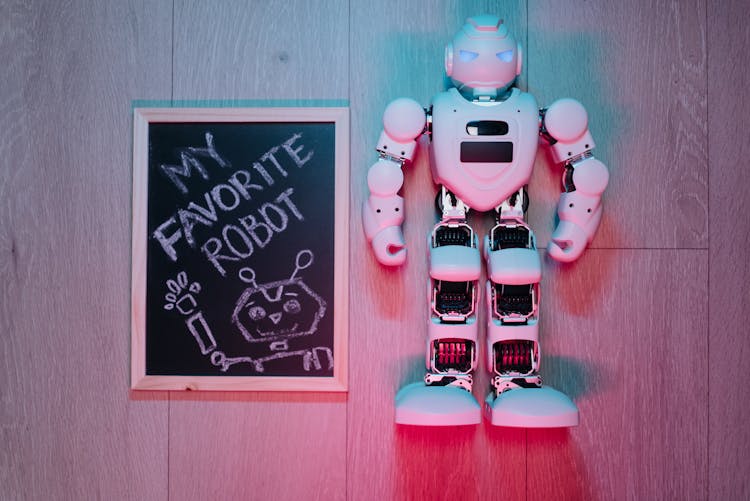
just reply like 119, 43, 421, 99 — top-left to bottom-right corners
527, 2, 710, 498
173, 0, 349, 101
348, 3, 529, 500
707, 2, 750, 499
528, 250, 708, 499
168, 2, 349, 499
0, 1, 172, 499
527, 0, 708, 250
169, 393, 347, 501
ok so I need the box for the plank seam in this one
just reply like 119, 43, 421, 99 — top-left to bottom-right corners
704, 0, 710, 498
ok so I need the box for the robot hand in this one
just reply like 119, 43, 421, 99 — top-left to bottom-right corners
363, 98, 426, 266
363, 166, 406, 265
548, 156, 608, 262
542, 99, 609, 263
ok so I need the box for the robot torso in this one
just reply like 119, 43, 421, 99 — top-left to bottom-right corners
429, 87, 539, 212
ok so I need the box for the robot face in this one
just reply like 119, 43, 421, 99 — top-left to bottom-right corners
232, 278, 327, 343
232, 250, 327, 344
447, 15, 521, 98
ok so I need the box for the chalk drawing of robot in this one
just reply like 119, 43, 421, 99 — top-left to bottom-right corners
162, 250, 332, 373
231, 249, 332, 372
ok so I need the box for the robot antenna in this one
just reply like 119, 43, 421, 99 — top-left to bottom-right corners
290, 249, 314, 280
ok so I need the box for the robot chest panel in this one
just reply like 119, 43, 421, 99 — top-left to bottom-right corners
429, 89, 539, 211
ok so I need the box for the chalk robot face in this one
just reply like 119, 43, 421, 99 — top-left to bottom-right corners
231, 251, 326, 344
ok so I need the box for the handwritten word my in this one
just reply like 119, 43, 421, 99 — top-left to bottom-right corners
160, 132, 231, 195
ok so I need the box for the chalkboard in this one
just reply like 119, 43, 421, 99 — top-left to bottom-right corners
131, 107, 348, 391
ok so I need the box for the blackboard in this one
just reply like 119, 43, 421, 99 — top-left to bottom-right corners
131, 107, 348, 391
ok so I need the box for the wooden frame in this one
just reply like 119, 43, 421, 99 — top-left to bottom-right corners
131, 107, 349, 391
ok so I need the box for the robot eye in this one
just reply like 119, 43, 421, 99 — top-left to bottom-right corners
247, 305, 267, 321
283, 299, 301, 315
496, 50, 514, 63
459, 50, 479, 62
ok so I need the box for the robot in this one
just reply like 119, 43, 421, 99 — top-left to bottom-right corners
362, 15, 609, 427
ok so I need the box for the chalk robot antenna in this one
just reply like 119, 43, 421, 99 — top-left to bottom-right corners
363, 14, 609, 427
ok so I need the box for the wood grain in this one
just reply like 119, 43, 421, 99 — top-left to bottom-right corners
173, 0, 349, 101
528, 0, 708, 251
169, 392, 347, 501
0, 1, 172, 499
529, 250, 708, 500
707, 2, 750, 499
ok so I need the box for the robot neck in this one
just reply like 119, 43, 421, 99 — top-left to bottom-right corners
457, 84, 515, 103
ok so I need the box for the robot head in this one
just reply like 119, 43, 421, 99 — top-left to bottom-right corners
232, 250, 327, 345
445, 15, 522, 99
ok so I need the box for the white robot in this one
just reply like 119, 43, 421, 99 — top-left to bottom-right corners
363, 15, 609, 427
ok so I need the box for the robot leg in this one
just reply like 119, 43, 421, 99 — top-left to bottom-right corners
483, 219, 579, 428
395, 195, 482, 426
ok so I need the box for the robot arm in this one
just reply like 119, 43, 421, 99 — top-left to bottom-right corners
363, 98, 427, 266
541, 98, 609, 263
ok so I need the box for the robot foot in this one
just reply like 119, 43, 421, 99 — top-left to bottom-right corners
484, 386, 579, 428
395, 382, 481, 426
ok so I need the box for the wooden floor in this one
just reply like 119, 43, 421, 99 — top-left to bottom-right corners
1, 1, 748, 499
